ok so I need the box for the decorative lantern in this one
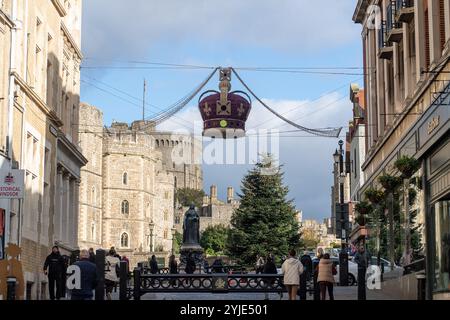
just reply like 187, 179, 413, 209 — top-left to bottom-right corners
198, 68, 251, 139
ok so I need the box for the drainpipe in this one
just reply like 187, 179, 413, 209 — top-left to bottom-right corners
6, 0, 18, 247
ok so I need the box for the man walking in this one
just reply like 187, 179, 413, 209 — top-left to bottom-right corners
71, 250, 97, 300
43, 246, 65, 300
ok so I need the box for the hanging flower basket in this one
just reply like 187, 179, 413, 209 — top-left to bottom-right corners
394, 156, 420, 179
365, 188, 385, 205
378, 174, 402, 192
355, 201, 373, 216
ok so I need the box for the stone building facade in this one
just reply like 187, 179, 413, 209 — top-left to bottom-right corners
174, 185, 240, 234
78, 104, 203, 267
0, 0, 86, 300
353, 0, 450, 299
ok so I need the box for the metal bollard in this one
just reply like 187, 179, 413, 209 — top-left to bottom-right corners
357, 267, 366, 300
119, 261, 128, 301
6, 277, 17, 300
133, 268, 141, 301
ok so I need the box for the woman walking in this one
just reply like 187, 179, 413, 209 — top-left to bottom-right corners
281, 249, 304, 301
317, 253, 336, 300
105, 248, 120, 300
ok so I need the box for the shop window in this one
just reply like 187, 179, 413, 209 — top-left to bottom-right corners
434, 200, 450, 293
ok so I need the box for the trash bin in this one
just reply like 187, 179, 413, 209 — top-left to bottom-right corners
416, 273, 426, 300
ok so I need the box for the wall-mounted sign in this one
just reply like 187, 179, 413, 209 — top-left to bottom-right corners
427, 116, 440, 135
419, 103, 450, 149
0, 170, 25, 199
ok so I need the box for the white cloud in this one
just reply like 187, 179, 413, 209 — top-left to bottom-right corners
82, 0, 359, 60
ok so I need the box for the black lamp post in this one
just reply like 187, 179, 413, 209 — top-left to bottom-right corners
149, 222, 155, 253
334, 140, 349, 286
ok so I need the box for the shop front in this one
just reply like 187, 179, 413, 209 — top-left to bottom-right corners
416, 83, 450, 300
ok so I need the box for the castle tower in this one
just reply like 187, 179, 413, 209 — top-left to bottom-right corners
78, 103, 104, 249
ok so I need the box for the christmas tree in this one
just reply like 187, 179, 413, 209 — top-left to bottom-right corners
226, 155, 301, 266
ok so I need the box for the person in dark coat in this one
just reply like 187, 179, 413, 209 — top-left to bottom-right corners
185, 254, 196, 274
71, 250, 98, 300
43, 246, 65, 300
88, 248, 96, 263
211, 259, 225, 273
262, 255, 278, 300
169, 255, 178, 274
150, 255, 159, 274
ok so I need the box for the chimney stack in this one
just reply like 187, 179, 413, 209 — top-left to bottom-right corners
210, 185, 217, 203
227, 187, 234, 203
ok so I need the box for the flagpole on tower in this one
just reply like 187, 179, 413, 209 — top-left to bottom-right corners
143, 79, 147, 121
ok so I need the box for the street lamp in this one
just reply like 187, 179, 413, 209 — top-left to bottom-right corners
171, 228, 177, 255
333, 140, 349, 287
149, 222, 155, 253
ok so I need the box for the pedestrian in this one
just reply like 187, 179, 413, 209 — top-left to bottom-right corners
71, 250, 97, 300
211, 258, 225, 274
262, 254, 278, 300
281, 249, 304, 301
110, 247, 121, 260
121, 256, 130, 273
299, 251, 313, 300
203, 258, 210, 274
185, 254, 196, 274
150, 255, 159, 274
354, 245, 370, 300
317, 253, 336, 300
255, 254, 265, 274
43, 246, 65, 300
105, 248, 120, 300
169, 255, 178, 287
88, 248, 96, 264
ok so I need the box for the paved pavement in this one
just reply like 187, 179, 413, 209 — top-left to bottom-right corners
111, 285, 398, 300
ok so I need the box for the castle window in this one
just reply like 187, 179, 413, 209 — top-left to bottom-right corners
121, 232, 129, 248
123, 172, 128, 185
164, 210, 168, 221
156, 140, 160, 147
121, 200, 129, 215
164, 229, 168, 239
161, 140, 164, 147
164, 191, 169, 199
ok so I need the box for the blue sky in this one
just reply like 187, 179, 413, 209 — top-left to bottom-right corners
80, 1, 363, 222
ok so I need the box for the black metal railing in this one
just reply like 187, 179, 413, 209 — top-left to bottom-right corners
378, 21, 388, 49
396, 0, 414, 11
387, 1, 402, 33
131, 270, 285, 300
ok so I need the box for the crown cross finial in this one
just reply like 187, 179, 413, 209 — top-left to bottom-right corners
203, 103, 212, 116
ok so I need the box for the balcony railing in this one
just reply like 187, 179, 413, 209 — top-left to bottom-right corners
386, 1, 403, 42
395, 0, 415, 23
379, 21, 394, 60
